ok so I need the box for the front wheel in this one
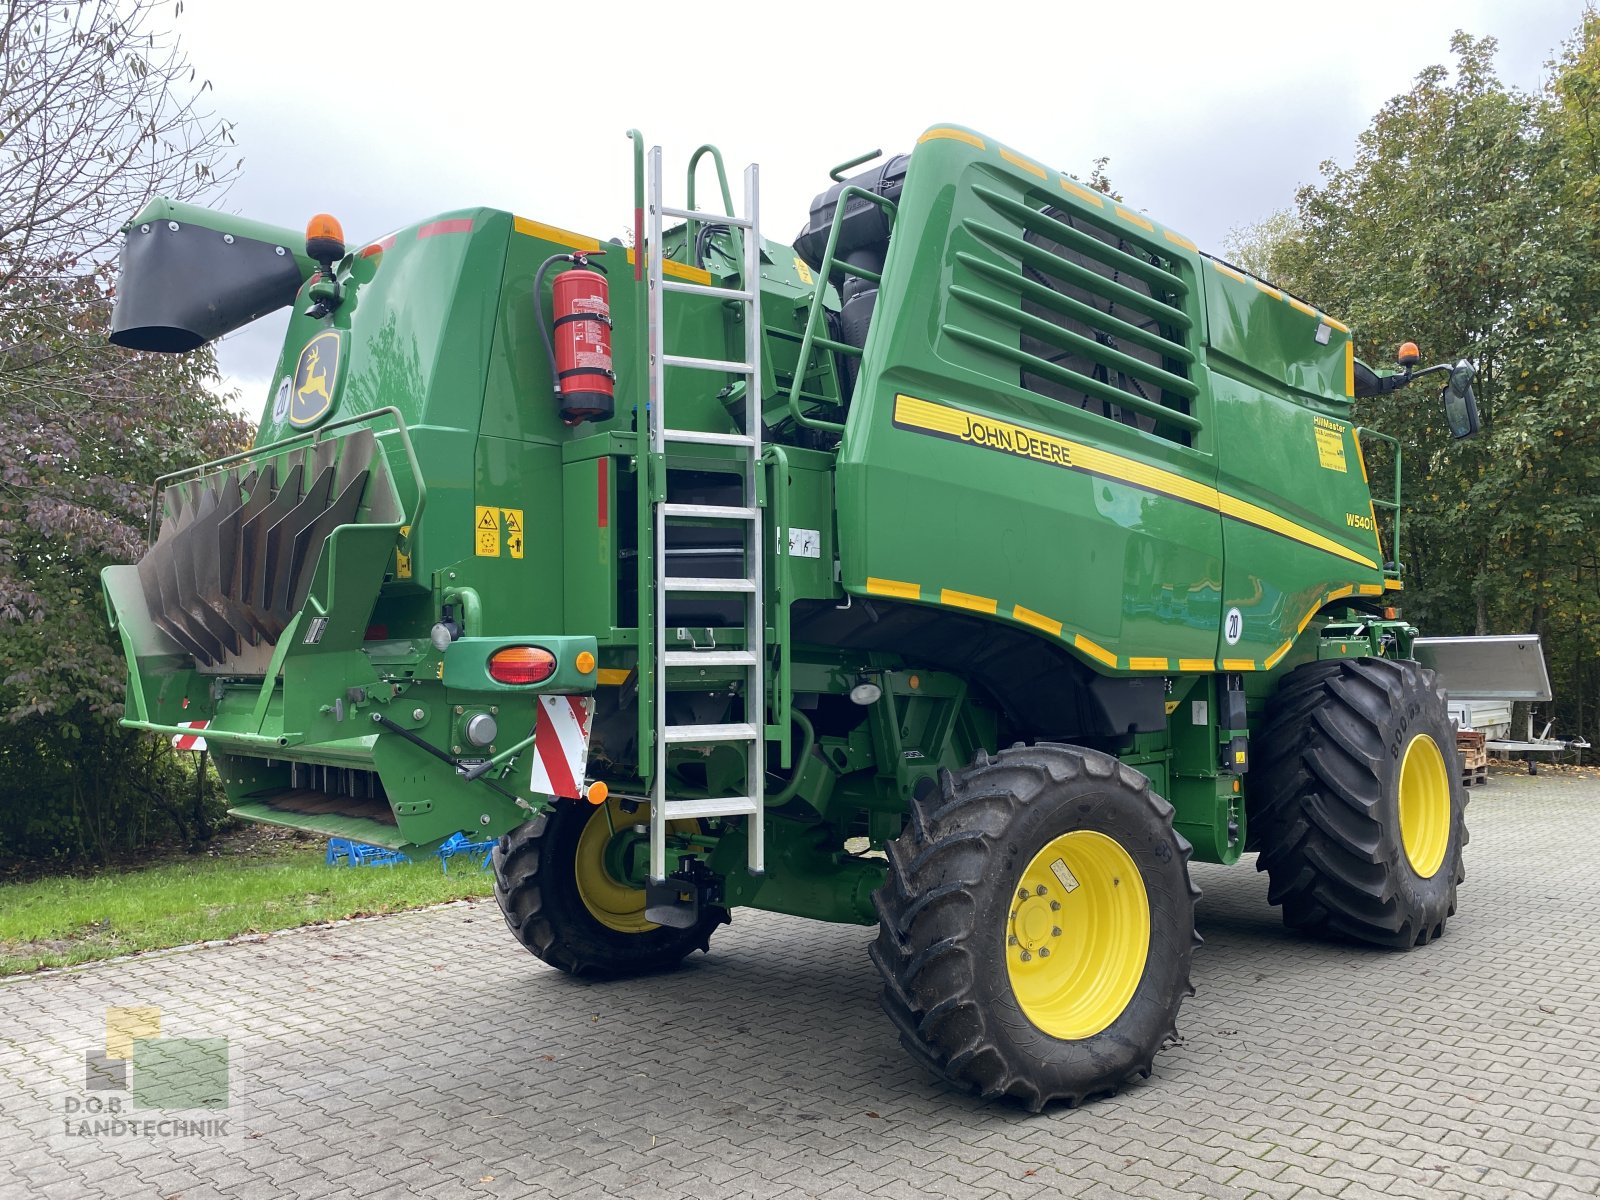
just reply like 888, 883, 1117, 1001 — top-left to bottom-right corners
1251, 656, 1468, 948
492, 797, 726, 976
870, 744, 1200, 1111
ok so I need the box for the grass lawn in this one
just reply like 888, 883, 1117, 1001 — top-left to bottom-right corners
0, 830, 495, 977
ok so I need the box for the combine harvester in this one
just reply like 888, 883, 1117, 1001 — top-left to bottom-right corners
105, 125, 1488, 1108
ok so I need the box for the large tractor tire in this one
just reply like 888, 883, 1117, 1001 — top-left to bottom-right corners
870, 744, 1200, 1111
1252, 656, 1467, 948
492, 796, 726, 976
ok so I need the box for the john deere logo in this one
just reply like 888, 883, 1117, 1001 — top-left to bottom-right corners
289, 330, 341, 427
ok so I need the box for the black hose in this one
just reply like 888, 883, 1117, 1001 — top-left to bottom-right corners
532, 253, 573, 400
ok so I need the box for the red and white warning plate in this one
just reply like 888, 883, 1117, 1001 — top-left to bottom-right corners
530, 695, 595, 800
171, 720, 209, 752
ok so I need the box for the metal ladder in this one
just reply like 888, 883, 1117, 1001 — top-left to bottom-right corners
644, 145, 765, 885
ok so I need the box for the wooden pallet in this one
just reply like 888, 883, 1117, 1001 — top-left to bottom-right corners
1457, 730, 1488, 771
1461, 764, 1489, 788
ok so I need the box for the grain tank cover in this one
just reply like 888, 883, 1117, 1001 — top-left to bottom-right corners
110, 198, 310, 353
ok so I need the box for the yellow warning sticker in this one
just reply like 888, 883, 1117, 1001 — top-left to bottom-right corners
1164, 700, 1181, 715
502, 507, 524, 559
396, 524, 412, 579
1314, 416, 1348, 472
475, 506, 500, 557
793, 256, 813, 285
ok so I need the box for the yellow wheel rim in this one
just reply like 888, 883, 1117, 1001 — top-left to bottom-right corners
1398, 733, 1451, 878
1005, 829, 1150, 1040
574, 798, 656, 934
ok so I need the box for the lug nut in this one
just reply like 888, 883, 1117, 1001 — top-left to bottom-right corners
1036, 884, 1048, 896
1019, 950, 1032, 962
1038, 947, 1050, 958
1050, 900, 1061, 911
1052, 927, 1062, 937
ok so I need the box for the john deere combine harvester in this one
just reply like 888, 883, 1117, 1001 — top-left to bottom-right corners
104, 124, 1482, 1109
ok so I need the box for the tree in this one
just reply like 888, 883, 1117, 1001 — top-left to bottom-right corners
1235, 27, 1600, 743
0, 1, 249, 860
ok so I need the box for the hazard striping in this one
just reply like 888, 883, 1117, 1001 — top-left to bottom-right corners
475, 506, 500, 557
530, 695, 595, 800
171, 721, 209, 752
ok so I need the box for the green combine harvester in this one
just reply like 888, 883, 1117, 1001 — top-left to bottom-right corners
104, 124, 1483, 1109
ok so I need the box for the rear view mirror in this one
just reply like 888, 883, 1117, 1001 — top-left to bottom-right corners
1441, 361, 1479, 440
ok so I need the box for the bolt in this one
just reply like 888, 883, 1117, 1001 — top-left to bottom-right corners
1019, 950, 1032, 962
412, 708, 425, 721
1050, 900, 1061, 911
480, 814, 491, 826
1039, 947, 1050, 958
490, 706, 498, 715
1017, 889, 1029, 901
452, 745, 461, 754
1007, 934, 1018, 946
1052, 927, 1062, 937
168, 221, 180, 231
1036, 884, 1048, 896
275, 246, 285, 256
454, 705, 464, 715
223, 234, 234, 244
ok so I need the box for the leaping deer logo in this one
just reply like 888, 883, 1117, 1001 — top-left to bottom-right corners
290, 333, 339, 426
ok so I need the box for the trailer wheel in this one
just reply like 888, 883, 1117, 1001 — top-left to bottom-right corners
492, 797, 725, 976
870, 744, 1200, 1111
1251, 656, 1468, 948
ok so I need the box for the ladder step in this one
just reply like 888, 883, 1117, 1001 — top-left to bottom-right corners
662, 279, 754, 301
662, 502, 757, 521
662, 722, 759, 744
664, 650, 758, 667
663, 428, 756, 447
663, 796, 760, 820
658, 205, 753, 230
663, 353, 754, 375
664, 577, 757, 593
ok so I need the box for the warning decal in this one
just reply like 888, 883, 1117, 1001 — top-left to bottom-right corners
475, 506, 500, 557
501, 508, 524, 559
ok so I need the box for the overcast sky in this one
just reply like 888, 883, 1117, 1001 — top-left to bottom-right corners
172, 0, 1589, 408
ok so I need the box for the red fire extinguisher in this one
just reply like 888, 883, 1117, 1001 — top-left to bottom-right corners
535, 250, 614, 424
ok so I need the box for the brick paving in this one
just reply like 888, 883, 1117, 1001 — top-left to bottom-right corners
2, 767, 1597, 1199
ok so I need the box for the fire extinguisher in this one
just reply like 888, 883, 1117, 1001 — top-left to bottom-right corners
535, 250, 614, 424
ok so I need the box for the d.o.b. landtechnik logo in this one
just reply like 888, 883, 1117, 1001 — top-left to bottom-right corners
64, 1006, 230, 1138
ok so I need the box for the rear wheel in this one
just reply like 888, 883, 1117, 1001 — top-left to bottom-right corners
870, 744, 1200, 1111
1251, 656, 1468, 948
492, 797, 726, 976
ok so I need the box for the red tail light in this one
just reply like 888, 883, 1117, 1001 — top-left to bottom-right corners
487, 646, 557, 684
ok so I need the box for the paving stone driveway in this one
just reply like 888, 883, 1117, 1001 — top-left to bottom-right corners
2, 768, 1597, 1200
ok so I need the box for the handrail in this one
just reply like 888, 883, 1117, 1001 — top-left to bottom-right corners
628, 129, 646, 282
147, 406, 427, 550
829, 149, 881, 182
763, 444, 791, 763
1356, 426, 1403, 575
686, 143, 741, 286
786, 184, 899, 434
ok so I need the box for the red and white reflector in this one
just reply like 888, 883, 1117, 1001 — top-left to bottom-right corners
529, 695, 595, 800
171, 721, 209, 752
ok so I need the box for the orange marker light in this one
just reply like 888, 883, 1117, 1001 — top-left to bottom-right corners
575, 651, 596, 675
306, 213, 344, 244
305, 213, 346, 265
487, 645, 557, 684
1397, 341, 1421, 367
585, 780, 609, 806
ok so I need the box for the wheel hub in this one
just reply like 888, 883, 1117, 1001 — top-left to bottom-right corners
1004, 829, 1151, 1039
1398, 732, 1451, 878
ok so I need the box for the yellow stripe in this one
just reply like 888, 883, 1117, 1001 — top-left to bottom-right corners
866, 576, 920, 600
1075, 635, 1118, 669
1384, 579, 1404, 591
1352, 426, 1370, 482
1345, 340, 1355, 399
1252, 279, 1284, 300
1163, 229, 1197, 252
1358, 583, 1384, 596
1327, 584, 1355, 601
1013, 605, 1063, 636
999, 148, 1047, 178
1178, 658, 1216, 672
1217, 493, 1379, 570
597, 668, 631, 686
894, 393, 1380, 570
1060, 178, 1106, 208
1221, 658, 1256, 672
1263, 640, 1294, 670
513, 217, 600, 253
1288, 297, 1318, 318
940, 588, 997, 614
1128, 657, 1170, 671
1115, 206, 1154, 232
623, 247, 712, 285
1212, 261, 1248, 283
1323, 314, 1350, 334
918, 126, 985, 149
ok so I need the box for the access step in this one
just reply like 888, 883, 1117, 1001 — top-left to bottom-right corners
663, 650, 757, 667
662, 722, 758, 744
662, 502, 758, 521
663, 796, 760, 820
663, 576, 757, 592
